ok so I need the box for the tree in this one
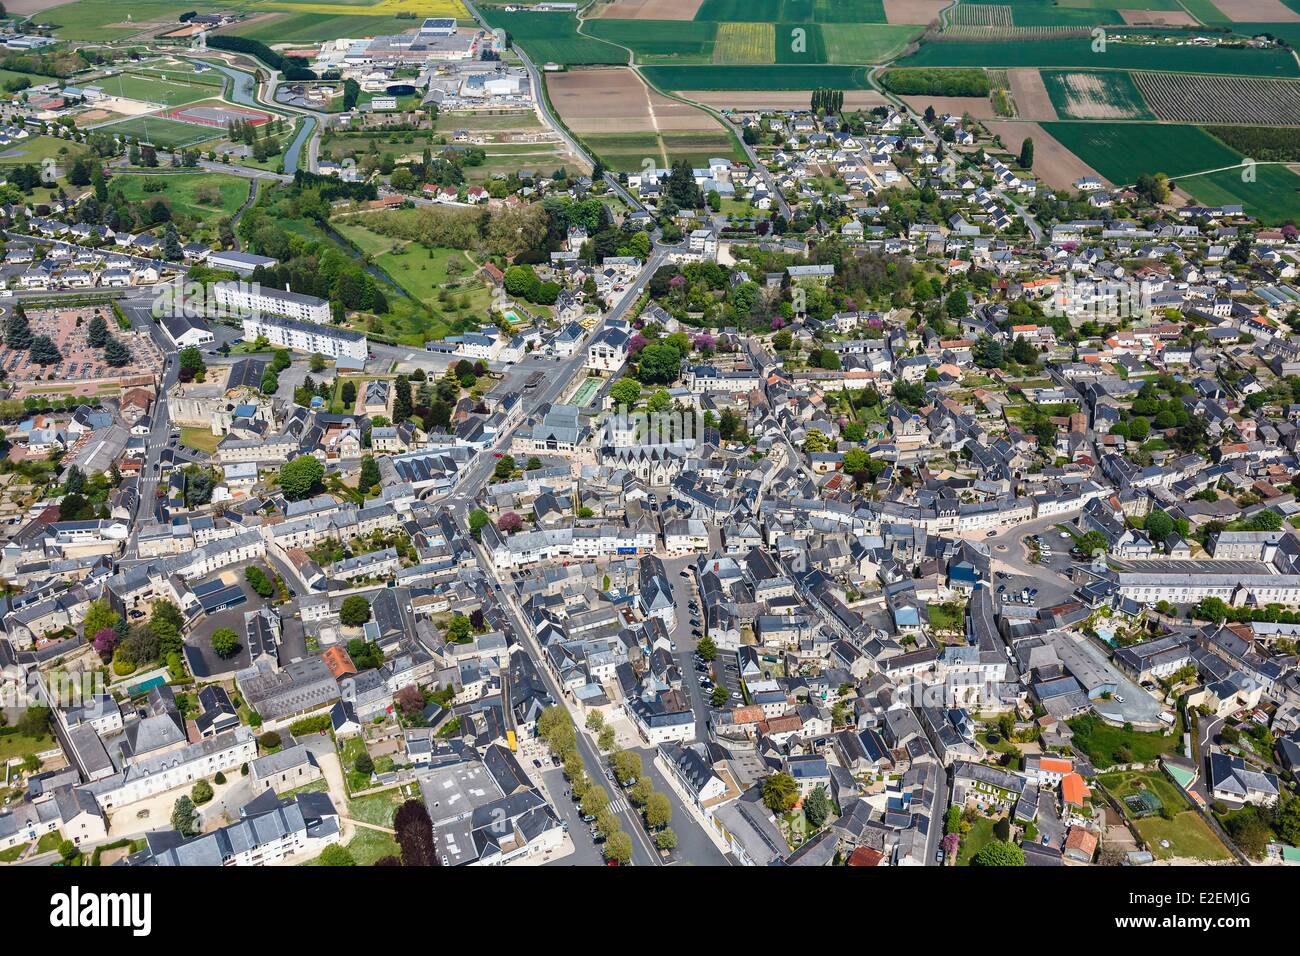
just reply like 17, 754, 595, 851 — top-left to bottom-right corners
171, 796, 198, 837
636, 341, 683, 385
710, 685, 729, 707
604, 830, 633, 864
655, 827, 677, 852
354, 751, 374, 775
598, 725, 616, 751
58, 839, 80, 863
319, 844, 356, 866
762, 772, 798, 814
278, 455, 325, 501
803, 784, 832, 828
309, 352, 326, 373
5, 305, 30, 351
611, 749, 642, 786
210, 627, 239, 659
468, 509, 489, 541
696, 634, 716, 661
610, 377, 641, 408
341, 380, 357, 407
644, 791, 672, 830
340, 595, 371, 627
191, 779, 214, 804
83, 598, 120, 639
973, 840, 1024, 867
1145, 509, 1174, 543
394, 799, 439, 866
87, 314, 109, 348
493, 454, 516, 480
498, 511, 523, 534
582, 785, 610, 818
1019, 137, 1034, 169
28, 335, 61, 366
359, 455, 381, 492
396, 684, 424, 717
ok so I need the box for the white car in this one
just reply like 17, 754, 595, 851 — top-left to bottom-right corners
1114, 695, 1126, 703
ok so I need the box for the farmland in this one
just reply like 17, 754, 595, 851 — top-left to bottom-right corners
642, 64, 875, 90
1042, 121, 1243, 183
478, 9, 625, 65
1041, 70, 1153, 119
821, 23, 920, 62
713, 22, 776, 63
1134, 72, 1300, 125
230, 12, 417, 42
898, 37, 1300, 75
584, 18, 717, 62
693, 0, 888, 21
1177, 164, 1300, 225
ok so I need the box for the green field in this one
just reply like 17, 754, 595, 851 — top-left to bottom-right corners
231, 11, 415, 42
113, 171, 252, 220
584, 128, 743, 170
1067, 713, 1180, 769
642, 63, 874, 90
693, 0, 887, 22
1040, 70, 1152, 120
480, 9, 624, 65
1178, 164, 1300, 225
1042, 122, 1243, 183
585, 19, 717, 63
0, 134, 89, 167
92, 71, 215, 106
39, 0, 210, 40
899, 38, 1300, 76
822, 23, 921, 63
101, 115, 223, 149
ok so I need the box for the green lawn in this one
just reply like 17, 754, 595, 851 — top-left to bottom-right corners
0, 842, 28, 862
1135, 813, 1232, 861
347, 790, 403, 828
1067, 713, 1180, 769
0, 135, 88, 167
180, 426, 223, 454
1098, 768, 1190, 815
956, 815, 996, 865
308, 826, 398, 865
0, 730, 53, 761
113, 172, 251, 221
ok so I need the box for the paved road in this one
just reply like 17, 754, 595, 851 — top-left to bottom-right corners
461, 0, 643, 212
434, 244, 669, 509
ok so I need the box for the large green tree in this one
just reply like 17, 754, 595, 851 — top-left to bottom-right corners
278, 455, 325, 501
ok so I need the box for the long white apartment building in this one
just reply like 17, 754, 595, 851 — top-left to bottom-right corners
216, 282, 331, 324
241, 313, 368, 364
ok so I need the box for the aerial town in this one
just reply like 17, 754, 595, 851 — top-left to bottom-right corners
0, 0, 1295, 880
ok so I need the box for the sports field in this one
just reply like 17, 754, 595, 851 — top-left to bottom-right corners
1042, 121, 1244, 183
91, 71, 214, 107
102, 114, 224, 149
